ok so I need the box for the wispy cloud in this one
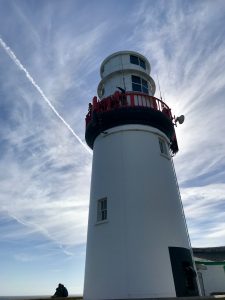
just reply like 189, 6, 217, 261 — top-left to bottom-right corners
0, 3, 110, 255
0, 37, 91, 153
0, 44, 93, 251
181, 183, 225, 247
127, 0, 225, 246
0, 121, 92, 245
0, 0, 225, 295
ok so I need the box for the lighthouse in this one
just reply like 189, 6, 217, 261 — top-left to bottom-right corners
84, 51, 199, 299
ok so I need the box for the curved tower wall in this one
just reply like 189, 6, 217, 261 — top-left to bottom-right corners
84, 125, 190, 299
84, 51, 199, 300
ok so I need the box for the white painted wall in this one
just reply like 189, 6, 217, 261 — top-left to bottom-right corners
198, 265, 225, 295
84, 124, 191, 300
101, 52, 151, 78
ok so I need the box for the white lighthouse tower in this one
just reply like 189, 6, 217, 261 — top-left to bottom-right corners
84, 51, 199, 300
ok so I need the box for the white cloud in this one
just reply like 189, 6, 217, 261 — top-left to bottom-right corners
0, 5, 112, 253
0, 2, 225, 289
127, 0, 225, 246
0, 1, 225, 297
0, 68, 92, 249
181, 184, 225, 246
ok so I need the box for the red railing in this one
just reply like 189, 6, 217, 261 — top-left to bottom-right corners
86, 91, 173, 126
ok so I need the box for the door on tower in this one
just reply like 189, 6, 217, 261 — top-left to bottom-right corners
169, 247, 199, 297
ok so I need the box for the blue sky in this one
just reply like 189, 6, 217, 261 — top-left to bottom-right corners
0, 0, 225, 296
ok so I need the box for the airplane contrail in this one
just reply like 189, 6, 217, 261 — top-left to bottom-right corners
0, 37, 92, 154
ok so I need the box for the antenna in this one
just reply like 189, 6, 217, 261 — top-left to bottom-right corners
120, 55, 126, 91
156, 73, 162, 100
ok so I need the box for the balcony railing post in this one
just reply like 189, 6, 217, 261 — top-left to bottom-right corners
152, 97, 158, 110
130, 94, 135, 107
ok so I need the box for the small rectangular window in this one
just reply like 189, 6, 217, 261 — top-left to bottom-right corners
130, 55, 139, 65
132, 83, 142, 92
140, 59, 146, 69
132, 75, 149, 94
142, 79, 148, 88
97, 198, 107, 222
100, 86, 105, 97
130, 55, 146, 70
132, 75, 141, 84
141, 79, 149, 94
142, 86, 149, 94
159, 138, 169, 157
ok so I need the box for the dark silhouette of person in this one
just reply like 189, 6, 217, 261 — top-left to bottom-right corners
183, 262, 197, 291
51, 283, 68, 298
117, 86, 126, 94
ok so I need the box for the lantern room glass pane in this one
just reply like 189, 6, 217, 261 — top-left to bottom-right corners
132, 83, 142, 92
132, 75, 149, 94
140, 59, 146, 69
130, 55, 139, 65
142, 79, 148, 88
142, 86, 149, 94
132, 75, 141, 84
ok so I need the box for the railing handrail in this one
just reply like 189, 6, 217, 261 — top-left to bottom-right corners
86, 91, 173, 126
121, 91, 171, 110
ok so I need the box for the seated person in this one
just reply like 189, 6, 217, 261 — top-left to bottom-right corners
52, 283, 68, 298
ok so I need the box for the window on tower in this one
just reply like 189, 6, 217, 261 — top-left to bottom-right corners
158, 138, 169, 158
139, 58, 146, 70
132, 75, 142, 92
99, 85, 105, 97
130, 55, 146, 70
131, 75, 149, 94
97, 198, 107, 223
142, 79, 148, 94
130, 55, 139, 65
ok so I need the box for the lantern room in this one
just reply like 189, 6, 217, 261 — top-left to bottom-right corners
97, 51, 156, 99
